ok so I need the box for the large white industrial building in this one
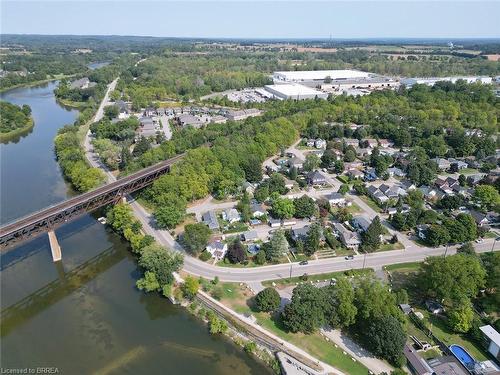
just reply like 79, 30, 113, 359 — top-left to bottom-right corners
273, 69, 371, 83
401, 76, 492, 88
264, 83, 329, 100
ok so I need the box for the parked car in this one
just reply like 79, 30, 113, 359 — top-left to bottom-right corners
299, 261, 308, 265
345, 255, 354, 260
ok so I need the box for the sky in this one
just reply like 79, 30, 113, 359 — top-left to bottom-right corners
1, 1, 499, 39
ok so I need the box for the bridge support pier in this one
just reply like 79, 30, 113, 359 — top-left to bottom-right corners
48, 230, 62, 262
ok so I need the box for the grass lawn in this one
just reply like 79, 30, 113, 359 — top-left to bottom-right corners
378, 242, 404, 251
384, 261, 422, 272
348, 202, 362, 213
222, 222, 249, 234
416, 308, 489, 361
217, 282, 369, 375
359, 196, 383, 213
262, 268, 374, 288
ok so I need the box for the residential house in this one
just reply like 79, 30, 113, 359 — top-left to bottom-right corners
306, 139, 316, 147
367, 185, 390, 204
288, 157, 304, 170
211, 115, 227, 124
467, 174, 484, 186
346, 169, 364, 179
315, 138, 327, 149
387, 167, 405, 178
222, 208, 241, 223
333, 223, 361, 249
307, 170, 327, 186
206, 241, 227, 260
138, 117, 157, 138
470, 210, 490, 227
379, 184, 407, 199
419, 186, 438, 201
325, 192, 347, 207
426, 357, 468, 375
362, 138, 378, 148
250, 202, 267, 218
242, 181, 256, 194
351, 216, 371, 232
432, 158, 451, 171
479, 325, 500, 360
448, 158, 468, 170
400, 180, 417, 191
399, 304, 413, 315
115, 100, 130, 119
202, 211, 220, 230
268, 218, 281, 228
404, 344, 434, 375
241, 230, 259, 242
344, 138, 359, 147
355, 146, 372, 158
363, 168, 378, 181
176, 114, 204, 128
291, 226, 309, 241
70, 77, 95, 89
284, 178, 295, 189
282, 218, 297, 226
416, 224, 429, 240
344, 161, 363, 170
425, 301, 444, 314
378, 139, 393, 148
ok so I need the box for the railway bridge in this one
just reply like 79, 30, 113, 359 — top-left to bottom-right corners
0, 153, 184, 260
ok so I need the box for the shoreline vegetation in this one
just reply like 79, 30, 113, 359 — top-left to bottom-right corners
0, 74, 75, 94
0, 101, 34, 142
0, 118, 34, 142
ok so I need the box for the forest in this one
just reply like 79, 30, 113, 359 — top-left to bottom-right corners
0, 101, 32, 134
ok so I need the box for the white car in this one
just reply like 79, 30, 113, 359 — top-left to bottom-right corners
475, 238, 484, 243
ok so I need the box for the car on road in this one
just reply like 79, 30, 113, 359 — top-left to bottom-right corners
345, 255, 354, 260
475, 238, 484, 243
299, 261, 308, 265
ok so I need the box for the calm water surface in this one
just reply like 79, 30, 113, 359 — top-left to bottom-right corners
0, 83, 271, 375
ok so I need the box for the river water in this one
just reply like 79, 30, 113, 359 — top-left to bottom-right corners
0, 83, 271, 374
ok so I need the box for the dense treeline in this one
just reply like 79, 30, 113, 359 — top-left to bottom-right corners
0, 101, 32, 133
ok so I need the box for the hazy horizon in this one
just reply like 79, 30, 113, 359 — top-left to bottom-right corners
1, 1, 499, 39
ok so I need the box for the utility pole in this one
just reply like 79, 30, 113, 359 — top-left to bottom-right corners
444, 243, 449, 257
491, 237, 498, 253
289, 263, 293, 280
362, 252, 367, 269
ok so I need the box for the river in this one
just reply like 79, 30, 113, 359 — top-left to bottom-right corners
0, 82, 271, 375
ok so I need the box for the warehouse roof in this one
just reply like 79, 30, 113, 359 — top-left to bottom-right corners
265, 83, 327, 99
273, 69, 370, 82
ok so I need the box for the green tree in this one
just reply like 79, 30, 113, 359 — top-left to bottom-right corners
255, 249, 266, 265
136, 271, 160, 292
181, 275, 200, 300
420, 254, 486, 303
361, 216, 383, 252
303, 153, 321, 172
325, 277, 357, 328
243, 155, 263, 183
293, 195, 316, 218
304, 223, 322, 256
267, 230, 289, 262
255, 287, 281, 312
364, 316, 406, 366
338, 184, 350, 195
138, 243, 183, 286
425, 225, 451, 247
183, 223, 212, 255
272, 197, 295, 219
154, 194, 187, 229
448, 299, 474, 333
226, 238, 247, 264
474, 185, 500, 211
458, 242, 476, 256
106, 203, 137, 235
282, 284, 329, 333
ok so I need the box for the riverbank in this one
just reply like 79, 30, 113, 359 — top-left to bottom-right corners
0, 74, 75, 93
0, 118, 34, 142
55, 97, 88, 109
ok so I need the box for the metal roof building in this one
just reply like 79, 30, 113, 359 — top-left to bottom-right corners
273, 69, 370, 82
264, 83, 328, 100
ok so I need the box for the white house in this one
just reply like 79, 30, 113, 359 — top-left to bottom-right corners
222, 208, 241, 223
325, 192, 347, 207
479, 325, 500, 360
206, 241, 228, 260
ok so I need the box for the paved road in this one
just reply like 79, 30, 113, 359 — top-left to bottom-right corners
84, 78, 119, 183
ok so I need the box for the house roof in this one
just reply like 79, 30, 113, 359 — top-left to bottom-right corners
242, 230, 258, 240
404, 344, 434, 375
307, 170, 326, 180
202, 211, 219, 229
326, 192, 344, 200
479, 325, 500, 345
